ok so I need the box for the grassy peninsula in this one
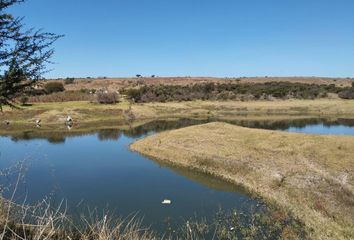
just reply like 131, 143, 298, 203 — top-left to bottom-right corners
131, 122, 354, 240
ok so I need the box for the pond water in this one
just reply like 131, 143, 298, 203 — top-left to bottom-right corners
1, 117, 354, 232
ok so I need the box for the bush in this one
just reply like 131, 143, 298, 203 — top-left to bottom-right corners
64, 78, 75, 84
29, 90, 93, 102
44, 82, 65, 94
339, 88, 354, 99
28, 88, 46, 96
96, 91, 119, 104
123, 82, 344, 103
19, 95, 29, 105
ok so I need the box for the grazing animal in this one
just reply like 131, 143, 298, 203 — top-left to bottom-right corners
35, 119, 41, 128
66, 116, 73, 123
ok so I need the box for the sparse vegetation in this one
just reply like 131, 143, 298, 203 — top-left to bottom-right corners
29, 90, 93, 102
0, 198, 305, 240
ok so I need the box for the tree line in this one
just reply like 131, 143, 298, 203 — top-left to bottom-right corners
124, 82, 349, 103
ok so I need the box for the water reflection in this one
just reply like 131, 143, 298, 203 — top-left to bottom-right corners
157, 160, 249, 194
97, 129, 122, 141
3, 117, 354, 143
1, 117, 353, 232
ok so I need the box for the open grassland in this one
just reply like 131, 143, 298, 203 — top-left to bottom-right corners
1, 99, 354, 128
55, 77, 353, 91
131, 122, 354, 240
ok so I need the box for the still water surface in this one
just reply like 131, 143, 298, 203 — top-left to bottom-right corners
1, 118, 353, 229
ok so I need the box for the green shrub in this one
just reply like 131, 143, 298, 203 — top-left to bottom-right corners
19, 95, 29, 105
123, 82, 344, 103
339, 88, 354, 99
29, 90, 93, 102
64, 77, 75, 84
96, 91, 119, 104
44, 82, 65, 94
28, 88, 46, 96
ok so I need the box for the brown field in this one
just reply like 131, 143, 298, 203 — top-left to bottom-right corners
49, 76, 353, 91
131, 122, 354, 240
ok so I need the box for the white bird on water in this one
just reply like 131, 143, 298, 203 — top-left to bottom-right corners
161, 199, 172, 205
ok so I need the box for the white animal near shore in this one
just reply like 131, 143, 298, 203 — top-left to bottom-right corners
161, 199, 171, 205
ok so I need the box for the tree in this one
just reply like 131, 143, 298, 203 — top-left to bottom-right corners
44, 81, 64, 94
64, 77, 75, 84
0, 0, 61, 111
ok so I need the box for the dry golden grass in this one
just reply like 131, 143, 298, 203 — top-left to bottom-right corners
131, 99, 354, 120
131, 122, 354, 240
56, 76, 353, 91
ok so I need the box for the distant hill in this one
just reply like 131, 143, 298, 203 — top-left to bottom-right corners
48, 76, 353, 91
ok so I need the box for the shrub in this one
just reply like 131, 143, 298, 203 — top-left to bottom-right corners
96, 91, 119, 104
123, 82, 344, 103
29, 90, 93, 102
339, 88, 354, 99
44, 82, 65, 94
64, 77, 75, 84
28, 88, 46, 96
19, 95, 29, 105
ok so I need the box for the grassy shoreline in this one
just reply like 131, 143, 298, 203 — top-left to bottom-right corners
130, 122, 354, 240
1, 99, 354, 127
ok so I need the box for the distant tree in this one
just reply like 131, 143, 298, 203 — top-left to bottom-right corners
0, 0, 61, 111
44, 82, 65, 94
64, 77, 75, 84
136, 74, 142, 78
352, 81, 354, 88
19, 95, 28, 105
151, 75, 156, 78
96, 91, 119, 104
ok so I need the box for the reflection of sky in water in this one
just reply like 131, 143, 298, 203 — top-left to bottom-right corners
0, 133, 257, 230
286, 124, 354, 136
1, 119, 354, 231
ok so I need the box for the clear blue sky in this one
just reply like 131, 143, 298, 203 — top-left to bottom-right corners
10, 0, 354, 78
